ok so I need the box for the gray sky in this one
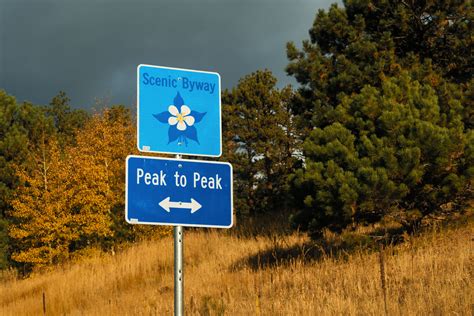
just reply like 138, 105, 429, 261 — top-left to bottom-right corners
0, 0, 335, 109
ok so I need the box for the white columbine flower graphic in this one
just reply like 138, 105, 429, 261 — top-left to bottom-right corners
167, 105, 195, 131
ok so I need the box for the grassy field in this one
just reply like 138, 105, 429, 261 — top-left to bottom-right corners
0, 219, 472, 315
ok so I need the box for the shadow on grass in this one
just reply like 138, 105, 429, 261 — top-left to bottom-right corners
230, 241, 321, 271
230, 227, 410, 272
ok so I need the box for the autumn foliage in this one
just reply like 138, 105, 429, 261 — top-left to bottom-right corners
5, 105, 170, 271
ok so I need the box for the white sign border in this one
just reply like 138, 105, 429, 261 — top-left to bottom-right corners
125, 155, 233, 228
136, 64, 223, 158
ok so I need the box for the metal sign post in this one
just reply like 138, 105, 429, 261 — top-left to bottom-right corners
174, 154, 184, 316
174, 225, 184, 316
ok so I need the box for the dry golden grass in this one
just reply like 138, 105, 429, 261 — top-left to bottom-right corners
0, 221, 472, 315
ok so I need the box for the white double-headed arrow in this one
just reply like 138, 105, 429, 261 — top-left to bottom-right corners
159, 197, 202, 214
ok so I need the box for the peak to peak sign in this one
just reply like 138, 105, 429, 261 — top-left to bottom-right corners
125, 155, 233, 228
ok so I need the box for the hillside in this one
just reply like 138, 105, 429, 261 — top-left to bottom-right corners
0, 220, 472, 315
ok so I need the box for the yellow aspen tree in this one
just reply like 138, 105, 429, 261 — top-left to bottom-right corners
67, 139, 112, 250
9, 136, 75, 267
9, 129, 113, 269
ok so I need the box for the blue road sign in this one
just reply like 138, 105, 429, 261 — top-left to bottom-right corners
137, 64, 221, 157
126, 155, 233, 228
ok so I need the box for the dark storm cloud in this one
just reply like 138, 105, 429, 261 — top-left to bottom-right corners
0, 0, 335, 109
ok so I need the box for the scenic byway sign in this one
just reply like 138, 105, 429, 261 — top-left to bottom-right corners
125, 155, 233, 228
137, 64, 221, 157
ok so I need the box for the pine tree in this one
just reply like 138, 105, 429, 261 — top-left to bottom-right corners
44, 91, 89, 145
286, 1, 473, 237
222, 70, 301, 216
